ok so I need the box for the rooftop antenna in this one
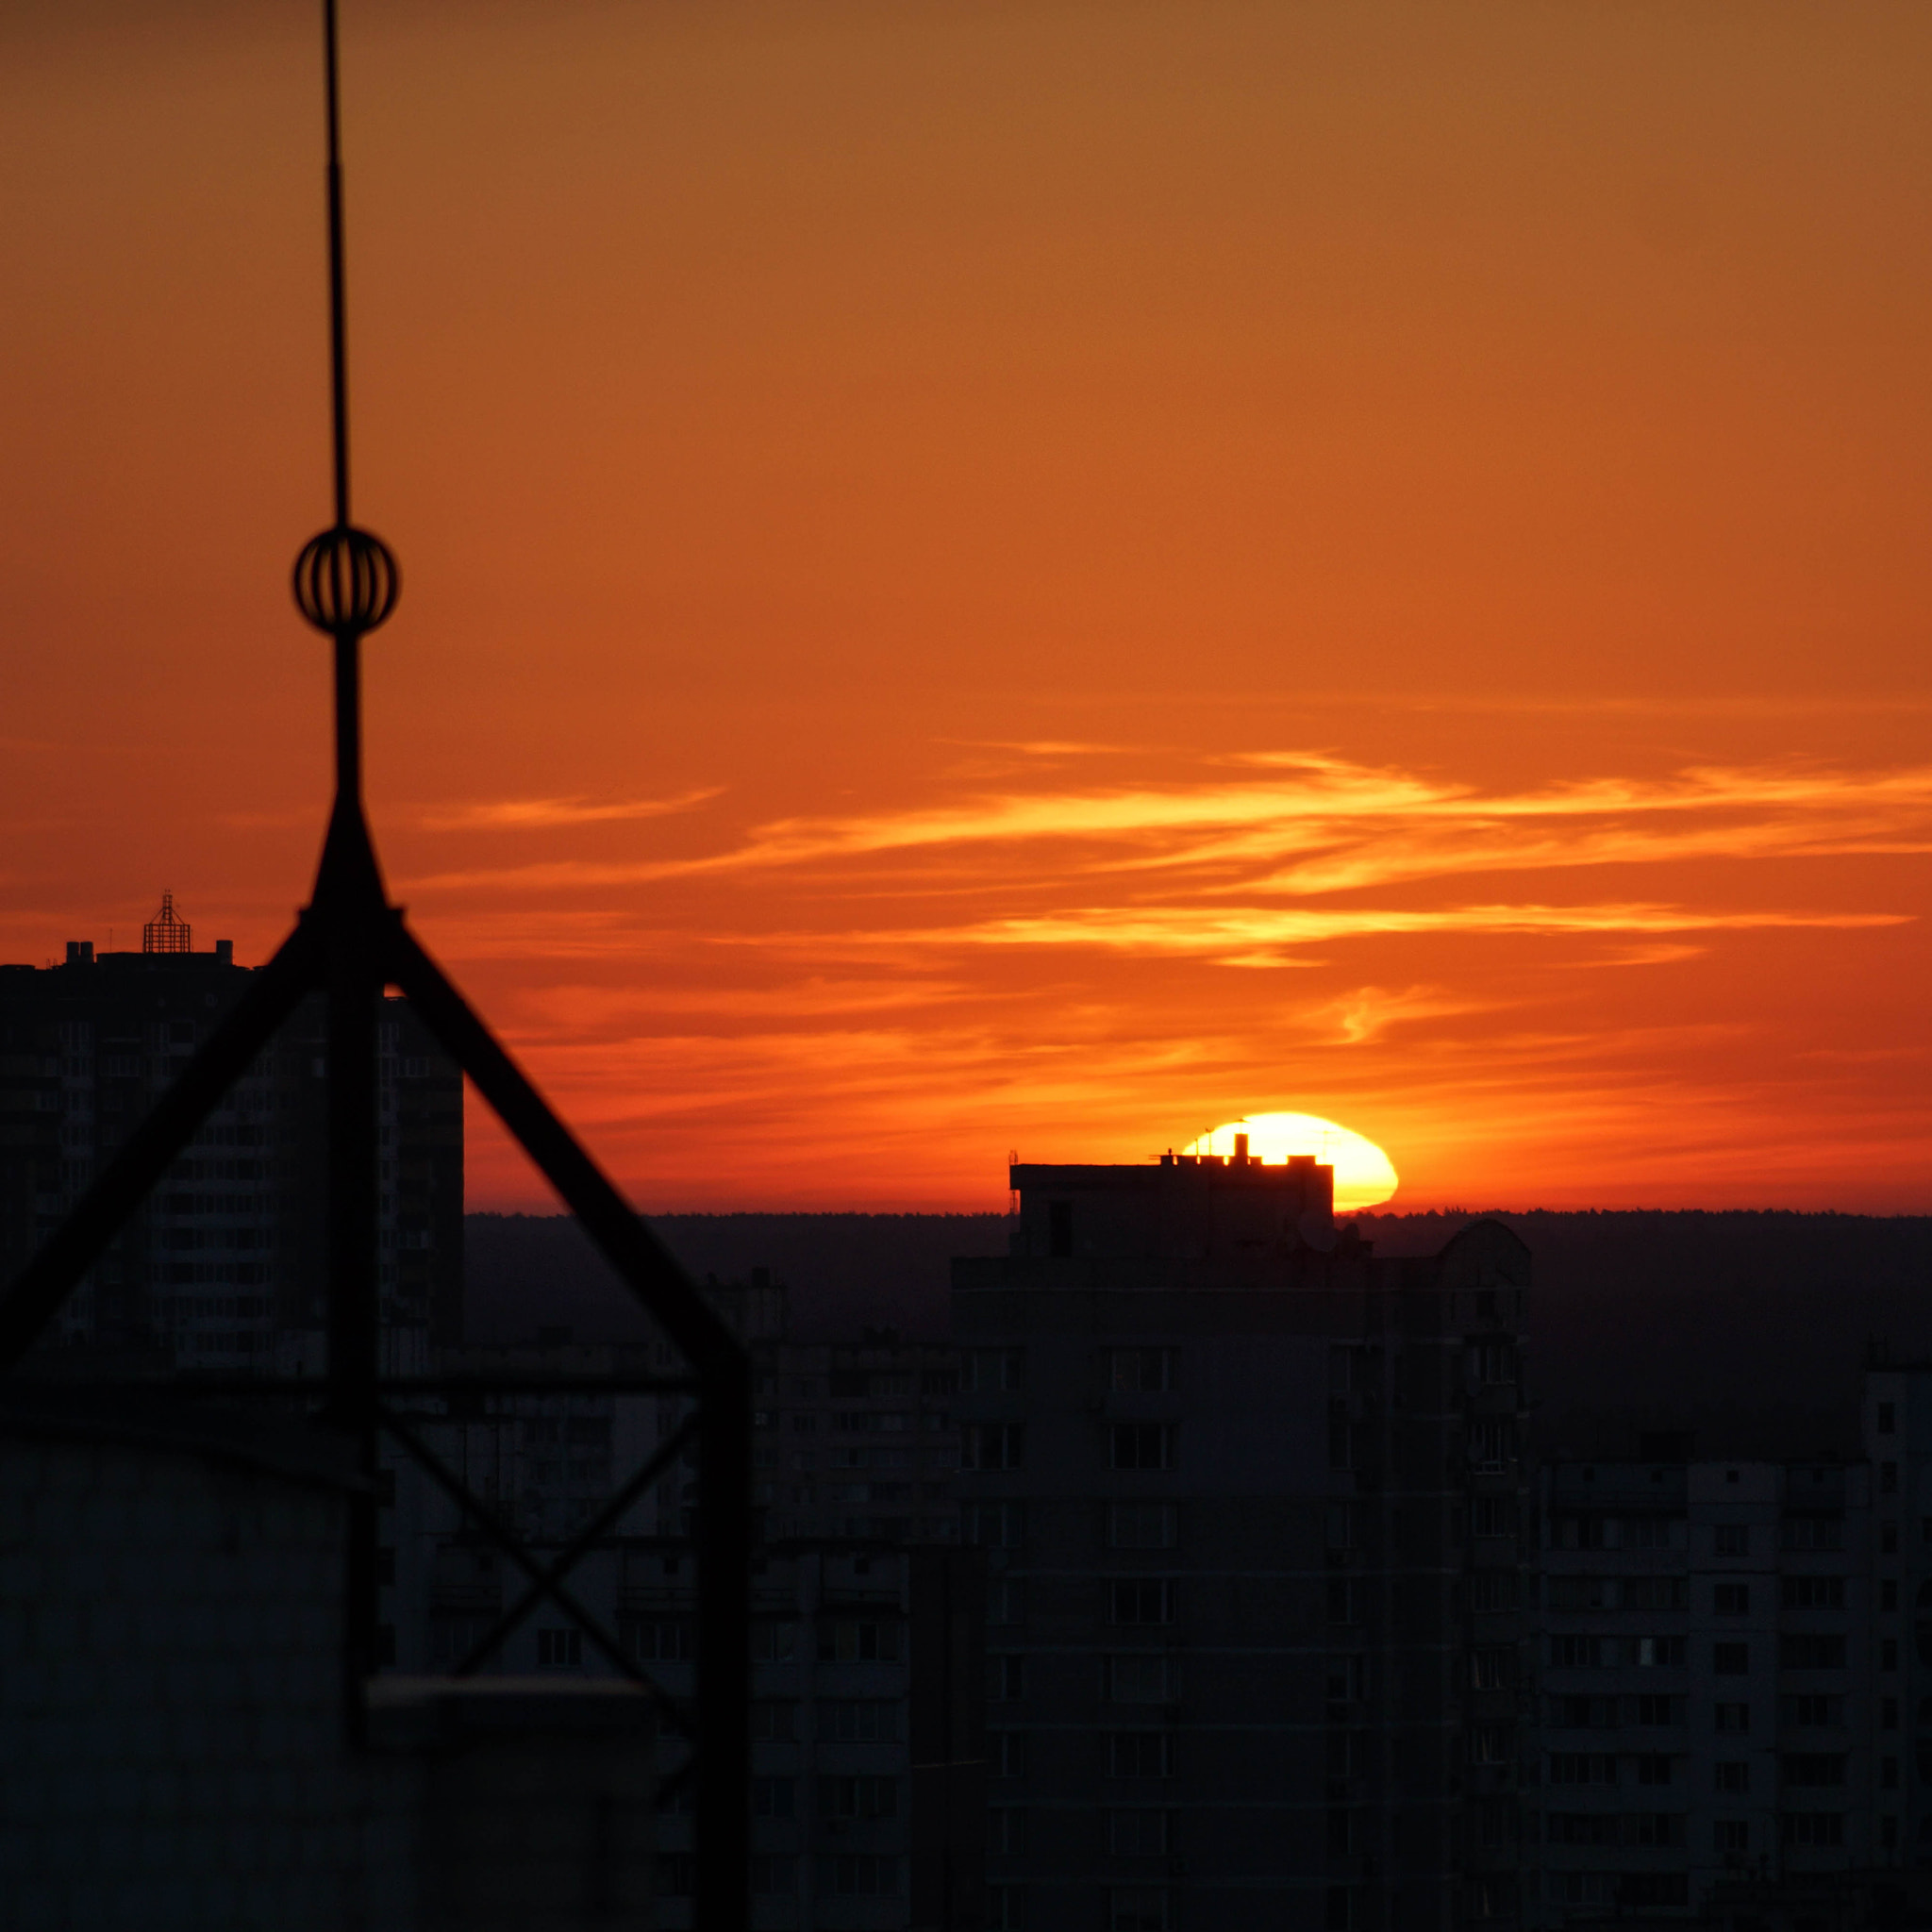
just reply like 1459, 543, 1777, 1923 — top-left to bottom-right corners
0, 6, 751, 1921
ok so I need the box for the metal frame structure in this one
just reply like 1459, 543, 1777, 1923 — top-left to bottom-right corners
0, 6, 751, 1925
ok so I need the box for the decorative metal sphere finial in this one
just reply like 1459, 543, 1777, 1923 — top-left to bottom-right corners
292, 524, 400, 635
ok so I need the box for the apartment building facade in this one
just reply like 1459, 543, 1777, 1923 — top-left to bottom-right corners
378, 1291, 979, 1929
953, 1151, 1533, 1932
0, 907, 463, 1367
1530, 1454, 1887, 1924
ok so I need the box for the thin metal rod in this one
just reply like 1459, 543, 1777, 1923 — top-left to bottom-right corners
324, 0, 349, 529
325, 907, 381, 1714
0, 924, 322, 1371
453, 1412, 699, 1676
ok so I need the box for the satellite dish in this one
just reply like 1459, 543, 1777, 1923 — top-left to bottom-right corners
1297, 1208, 1337, 1254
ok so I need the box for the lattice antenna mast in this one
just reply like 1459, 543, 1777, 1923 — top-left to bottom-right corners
0, 7, 752, 1923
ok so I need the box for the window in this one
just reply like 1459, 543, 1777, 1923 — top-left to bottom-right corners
1884, 1757, 1900, 1790
989, 1809, 1026, 1856
818, 1775, 899, 1821
1549, 1694, 1617, 1729
1781, 1515, 1844, 1552
1108, 1890, 1170, 1932
1715, 1702, 1750, 1734
1471, 1496, 1519, 1539
1327, 1888, 1354, 1932
1326, 1656, 1367, 1703
817, 1855, 900, 1896
630, 1618, 695, 1662
1545, 1813, 1620, 1846
1469, 1340, 1517, 1384
1780, 1634, 1848, 1671
752, 1620, 798, 1661
1108, 1503, 1176, 1549
1325, 1503, 1357, 1551
993, 1733, 1028, 1778
965, 1423, 1025, 1471
991, 1578, 1027, 1625
753, 1700, 797, 1740
1468, 1419, 1517, 1471
1631, 1813, 1683, 1846
1110, 1579, 1174, 1624
751, 1857, 796, 1896
1550, 1635, 1602, 1668
1884, 1522, 1900, 1554
1632, 1636, 1686, 1667
1714, 1761, 1750, 1793
967, 1349, 1024, 1393
1635, 1754, 1673, 1787
1469, 1571, 1518, 1612
1048, 1201, 1074, 1257
754, 1777, 795, 1819
1884, 1461, 1899, 1494
1782, 1753, 1847, 1788
1109, 1348, 1174, 1393
656, 1855, 695, 1896
1108, 1809, 1170, 1856
966, 1502, 1024, 1547
817, 1700, 895, 1741
1780, 1814, 1845, 1848
1884, 1579, 1900, 1611
1782, 1693, 1840, 1726
1546, 1754, 1616, 1786
1108, 1732, 1174, 1779
1780, 1576, 1846, 1610
1107, 1656, 1174, 1704
1879, 1402, 1897, 1434
1469, 1648, 1515, 1690
1713, 1642, 1749, 1675
989, 1655, 1024, 1702
1327, 1579, 1362, 1625
1713, 1583, 1750, 1616
1714, 1524, 1749, 1557
818, 1617, 901, 1663
1111, 1423, 1177, 1472
1632, 1694, 1680, 1726
1468, 1727, 1511, 1765
1622, 1876, 1690, 1909
1715, 1820, 1749, 1855
536, 1627, 581, 1668
989, 1888, 1026, 1932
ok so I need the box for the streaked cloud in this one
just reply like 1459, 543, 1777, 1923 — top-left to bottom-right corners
417, 789, 722, 833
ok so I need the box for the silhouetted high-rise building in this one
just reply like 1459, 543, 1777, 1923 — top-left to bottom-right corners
954, 1151, 1532, 1932
0, 900, 463, 1366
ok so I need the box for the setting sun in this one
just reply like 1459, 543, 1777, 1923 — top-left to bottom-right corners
1184, 1113, 1399, 1212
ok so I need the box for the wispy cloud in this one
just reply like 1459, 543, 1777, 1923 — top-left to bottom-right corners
899, 901, 1909, 964
417, 789, 721, 833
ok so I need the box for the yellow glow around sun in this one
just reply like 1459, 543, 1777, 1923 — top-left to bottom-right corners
1182, 1112, 1399, 1212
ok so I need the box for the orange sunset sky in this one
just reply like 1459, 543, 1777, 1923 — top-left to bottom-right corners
5, 0, 1932, 1212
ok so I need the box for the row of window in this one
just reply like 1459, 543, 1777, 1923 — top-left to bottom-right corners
1547, 1753, 1856, 1790
751, 1774, 899, 1821
1546, 1574, 1873, 1612
1551, 1515, 1866, 1554
1550, 1632, 1854, 1671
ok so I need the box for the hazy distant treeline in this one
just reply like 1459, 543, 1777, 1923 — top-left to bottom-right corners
465, 1209, 1932, 1460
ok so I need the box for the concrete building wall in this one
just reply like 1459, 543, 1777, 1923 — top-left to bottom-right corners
953, 1155, 1530, 1932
